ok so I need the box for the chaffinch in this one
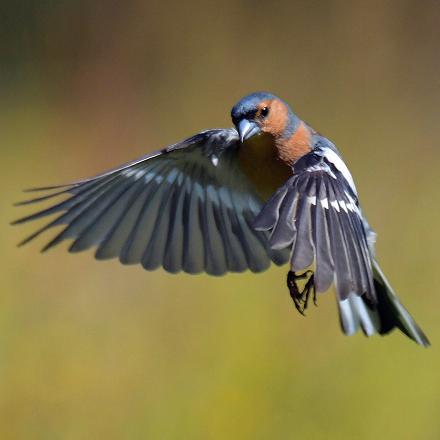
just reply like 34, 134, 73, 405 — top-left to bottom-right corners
14, 91, 430, 346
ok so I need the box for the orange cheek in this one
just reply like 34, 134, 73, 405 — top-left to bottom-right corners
260, 121, 270, 134
260, 100, 289, 138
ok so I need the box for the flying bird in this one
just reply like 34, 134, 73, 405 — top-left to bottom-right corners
13, 92, 429, 346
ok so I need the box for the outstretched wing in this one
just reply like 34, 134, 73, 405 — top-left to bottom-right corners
254, 146, 376, 302
13, 129, 289, 275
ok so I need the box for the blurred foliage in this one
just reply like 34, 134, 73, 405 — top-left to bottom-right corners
1, 0, 440, 439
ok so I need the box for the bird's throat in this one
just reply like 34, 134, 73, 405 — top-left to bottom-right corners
237, 133, 292, 201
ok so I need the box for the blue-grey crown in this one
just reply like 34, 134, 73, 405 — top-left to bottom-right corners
231, 92, 279, 124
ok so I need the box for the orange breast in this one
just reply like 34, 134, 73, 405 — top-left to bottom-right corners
237, 133, 292, 201
276, 121, 312, 165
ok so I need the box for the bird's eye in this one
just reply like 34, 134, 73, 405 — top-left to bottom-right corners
261, 106, 269, 118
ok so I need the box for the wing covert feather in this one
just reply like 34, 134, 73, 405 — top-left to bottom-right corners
254, 151, 376, 301
14, 129, 290, 275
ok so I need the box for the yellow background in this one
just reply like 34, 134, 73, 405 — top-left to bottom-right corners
2, 1, 440, 438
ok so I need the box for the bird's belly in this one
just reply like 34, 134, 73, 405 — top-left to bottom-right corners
237, 135, 292, 201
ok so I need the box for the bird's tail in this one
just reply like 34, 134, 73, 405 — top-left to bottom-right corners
338, 260, 430, 347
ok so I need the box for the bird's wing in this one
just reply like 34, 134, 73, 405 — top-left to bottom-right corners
14, 128, 289, 275
253, 148, 376, 302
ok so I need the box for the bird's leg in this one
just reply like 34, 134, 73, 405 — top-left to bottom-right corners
287, 270, 316, 315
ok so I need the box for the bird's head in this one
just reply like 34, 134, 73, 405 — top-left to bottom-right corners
231, 92, 298, 143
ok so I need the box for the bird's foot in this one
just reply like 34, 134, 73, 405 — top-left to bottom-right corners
287, 270, 317, 315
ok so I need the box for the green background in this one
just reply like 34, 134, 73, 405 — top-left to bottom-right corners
2, 1, 439, 438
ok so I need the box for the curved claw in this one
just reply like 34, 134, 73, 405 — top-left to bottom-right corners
287, 270, 317, 315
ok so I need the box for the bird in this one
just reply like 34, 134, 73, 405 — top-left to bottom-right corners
13, 91, 430, 346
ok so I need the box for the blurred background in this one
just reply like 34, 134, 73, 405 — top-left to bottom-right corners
2, 1, 440, 438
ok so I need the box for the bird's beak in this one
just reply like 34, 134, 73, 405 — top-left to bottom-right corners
237, 119, 261, 143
